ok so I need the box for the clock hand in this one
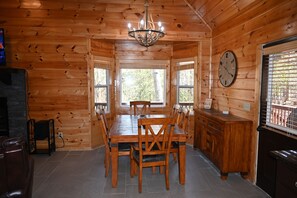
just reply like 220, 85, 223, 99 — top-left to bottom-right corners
224, 66, 234, 77
223, 65, 234, 77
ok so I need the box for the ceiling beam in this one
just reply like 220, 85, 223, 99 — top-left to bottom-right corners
183, 0, 212, 32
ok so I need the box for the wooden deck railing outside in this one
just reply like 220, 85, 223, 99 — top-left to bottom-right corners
270, 104, 296, 127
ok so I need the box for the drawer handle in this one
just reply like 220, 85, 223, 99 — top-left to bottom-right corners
295, 181, 297, 188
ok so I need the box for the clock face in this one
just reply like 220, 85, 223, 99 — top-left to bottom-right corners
218, 51, 237, 87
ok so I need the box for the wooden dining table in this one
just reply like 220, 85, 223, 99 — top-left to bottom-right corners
109, 114, 187, 188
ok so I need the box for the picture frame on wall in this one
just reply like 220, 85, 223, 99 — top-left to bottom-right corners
0, 28, 6, 66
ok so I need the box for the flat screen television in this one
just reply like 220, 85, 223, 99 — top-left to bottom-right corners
0, 28, 6, 66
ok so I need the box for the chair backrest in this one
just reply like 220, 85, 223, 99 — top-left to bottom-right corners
137, 117, 175, 157
96, 112, 110, 151
171, 104, 181, 122
96, 107, 109, 131
177, 107, 190, 134
130, 101, 151, 116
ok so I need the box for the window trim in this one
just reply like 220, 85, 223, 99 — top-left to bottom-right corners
93, 58, 113, 113
119, 68, 167, 107
174, 58, 195, 108
117, 59, 170, 109
94, 67, 110, 112
177, 69, 194, 105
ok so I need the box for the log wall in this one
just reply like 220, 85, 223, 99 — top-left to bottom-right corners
210, 0, 297, 181
0, 0, 209, 150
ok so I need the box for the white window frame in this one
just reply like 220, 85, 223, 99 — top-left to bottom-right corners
94, 60, 111, 113
118, 60, 169, 107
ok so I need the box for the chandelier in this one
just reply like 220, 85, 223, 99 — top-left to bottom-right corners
127, 0, 165, 47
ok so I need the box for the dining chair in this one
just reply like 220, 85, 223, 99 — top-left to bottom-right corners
96, 111, 130, 177
99, 107, 110, 132
177, 107, 190, 133
130, 101, 151, 116
130, 117, 175, 193
170, 104, 179, 114
170, 104, 181, 123
171, 107, 190, 161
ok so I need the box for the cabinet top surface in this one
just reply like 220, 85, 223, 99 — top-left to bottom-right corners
271, 150, 297, 167
194, 108, 252, 123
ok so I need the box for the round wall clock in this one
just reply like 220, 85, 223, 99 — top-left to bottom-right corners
218, 50, 237, 87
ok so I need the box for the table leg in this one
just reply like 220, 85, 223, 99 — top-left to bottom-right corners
111, 143, 118, 188
178, 142, 186, 185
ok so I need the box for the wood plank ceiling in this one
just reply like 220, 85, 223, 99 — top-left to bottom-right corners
2, 0, 266, 42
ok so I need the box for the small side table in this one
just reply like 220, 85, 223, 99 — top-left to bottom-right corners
27, 119, 56, 156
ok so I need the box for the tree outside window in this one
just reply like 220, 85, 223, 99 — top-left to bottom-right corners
178, 69, 194, 105
94, 68, 110, 111
121, 68, 165, 105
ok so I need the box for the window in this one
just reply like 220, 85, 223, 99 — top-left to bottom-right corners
259, 37, 297, 136
120, 68, 166, 105
177, 69, 194, 103
176, 60, 194, 109
94, 67, 110, 111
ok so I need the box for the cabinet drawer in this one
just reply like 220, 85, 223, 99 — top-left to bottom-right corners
197, 115, 207, 124
207, 120, 223, 133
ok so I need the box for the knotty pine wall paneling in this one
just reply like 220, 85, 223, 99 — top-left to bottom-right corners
25, 38, 90, 150
0, 1, 91, 150
199, 40, 212, 108
210, 0, 297, 181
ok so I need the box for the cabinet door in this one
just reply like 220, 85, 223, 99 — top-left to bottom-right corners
207, 120, 223, 168
210, 131, 222, 168
275, 160, 297, 198
194, 115, 200, 148
194, 115, 207, 150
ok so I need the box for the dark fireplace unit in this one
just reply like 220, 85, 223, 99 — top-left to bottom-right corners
0, 97, 9, 136
0, 68, 28, 139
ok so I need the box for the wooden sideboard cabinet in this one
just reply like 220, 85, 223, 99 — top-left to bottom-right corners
194, 109, 252, 180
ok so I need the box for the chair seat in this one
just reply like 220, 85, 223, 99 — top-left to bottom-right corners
118, 143, 131, 151
172, 141, 179, 148
108, 142, 131, 152
133, 150, 165, 162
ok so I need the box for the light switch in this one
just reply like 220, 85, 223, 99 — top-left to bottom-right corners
243, 102, 251, 111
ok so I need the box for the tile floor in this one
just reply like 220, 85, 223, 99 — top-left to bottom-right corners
32, 146, 270, 198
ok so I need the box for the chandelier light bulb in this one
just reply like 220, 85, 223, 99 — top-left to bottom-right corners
158, 22, 162, 27
128, 23, 131, 28
140, 20, 144, 28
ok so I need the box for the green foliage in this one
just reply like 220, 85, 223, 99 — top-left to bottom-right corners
121, 69, 165, 103
178, 69, 194, 103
